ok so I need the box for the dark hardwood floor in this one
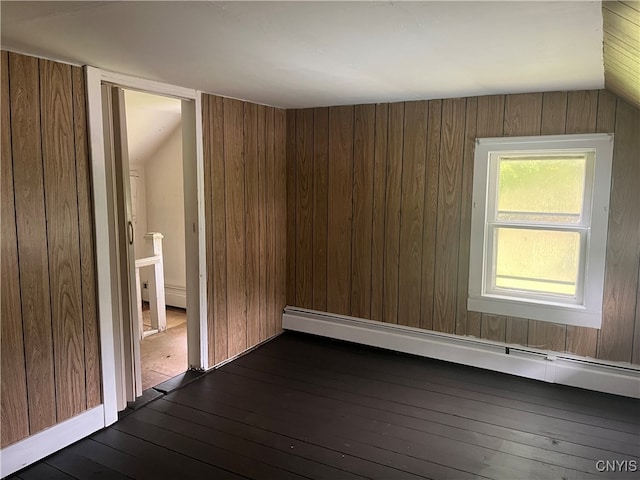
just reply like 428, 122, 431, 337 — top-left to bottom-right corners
9, 331, 640, 479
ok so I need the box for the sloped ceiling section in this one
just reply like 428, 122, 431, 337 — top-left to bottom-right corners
1, 1, 605, 109
603, 1, 640, 108
123, 90, 181, 167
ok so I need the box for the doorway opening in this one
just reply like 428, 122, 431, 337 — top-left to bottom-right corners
99, 80, 205, 408
124, 90, 187, 391
86, 67, 207, 420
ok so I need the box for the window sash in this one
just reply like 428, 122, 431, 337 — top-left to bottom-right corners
483, 224, 588, 305
487, 150, 596, 228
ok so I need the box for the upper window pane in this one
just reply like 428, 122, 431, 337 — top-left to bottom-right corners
496, 155, 586, 224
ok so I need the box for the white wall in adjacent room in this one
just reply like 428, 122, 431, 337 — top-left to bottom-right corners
143, 124, 186, 306
125, 89, 185, 308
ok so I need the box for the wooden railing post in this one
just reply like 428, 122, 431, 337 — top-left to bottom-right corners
134, 232, 167, 338
145, 232, 167, 334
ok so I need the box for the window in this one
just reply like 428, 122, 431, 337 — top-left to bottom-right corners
468, 134, 614, 329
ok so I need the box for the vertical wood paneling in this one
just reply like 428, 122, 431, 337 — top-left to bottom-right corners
244, 103, 260, 347
383, 102, 404, 324
420, 100, 441, 331
40, 59, 86, 421
203, 94, 287, 365
455, 97, 477, 336
4, 52, 102, 446
286, 89, 640, 365
505, 317, 529, 346
370, 104, 388, 322
397, 101, 427, 328
594, 91, 618, 358
564, 90, 599, 357
596, 90, 618, 134
538, 91, 566, 132
433, 98, 466, 333
275, 108, 288, 334
598, 99, 640, 362
1, 50, 30, 447
476, 95, 505, 137
540, 91, 568, 135
351, 104, 376, 319
469, 95, 505, 337
202, 96, 216, 366
257, 105, 268, 342
528, 321, 566, 352
634, 263, 640, 365
503, 93, 542, 136
10, 52, 57, 434
209, 95, 228, 365
481, 314, 506, 343
71, 66, 101, 408
285, 109, 296, 306
312, 108, 329, 312
295, 109, 314, 309
265, 107, 277, 337
223, 99, 247, 357
565, 90, 598, 134
327, 106, 354, 316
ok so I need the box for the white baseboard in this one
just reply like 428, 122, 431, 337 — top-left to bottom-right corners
283, 307, 640, 399
141, 284, 186, 309
165, 284, 186, 309
1, 406, 104, 477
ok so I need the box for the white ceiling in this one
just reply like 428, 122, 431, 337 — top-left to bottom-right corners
1, 1, 605, 109
123, 89, 182, 167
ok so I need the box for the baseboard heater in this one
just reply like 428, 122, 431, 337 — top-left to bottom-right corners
283, 306, 640, 399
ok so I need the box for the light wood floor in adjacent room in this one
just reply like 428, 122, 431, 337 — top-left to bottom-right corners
140, 306, 187, 391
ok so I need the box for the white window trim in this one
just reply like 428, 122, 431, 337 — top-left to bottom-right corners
468, 133, 614, 329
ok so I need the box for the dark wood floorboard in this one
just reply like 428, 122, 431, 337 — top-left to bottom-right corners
9, 331, 640, 479
45, 450, 131, 480
92, 428, 243, 479
260, 333, 640, 428
12, 463, 75, 480
63, 439, 166, 479
236, 347, 638, 438
232, 348, 639, 448
185, 366, 596, 479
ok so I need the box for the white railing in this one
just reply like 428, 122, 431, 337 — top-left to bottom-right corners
135, 232, 166, 339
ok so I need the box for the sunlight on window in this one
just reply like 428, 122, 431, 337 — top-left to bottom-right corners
494, 228, 580, 297
497, 155, 586, 224
469, 134, 613, 328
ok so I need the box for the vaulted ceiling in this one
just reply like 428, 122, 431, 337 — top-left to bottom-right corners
1, 1, 611, 109
602, 1, 640, 108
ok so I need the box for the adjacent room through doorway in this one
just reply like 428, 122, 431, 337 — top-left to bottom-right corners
124, 89, 187, 391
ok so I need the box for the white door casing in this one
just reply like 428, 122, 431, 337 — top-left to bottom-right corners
85, 66, 208, 425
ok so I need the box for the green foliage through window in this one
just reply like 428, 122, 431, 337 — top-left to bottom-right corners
497, 156, 586, 224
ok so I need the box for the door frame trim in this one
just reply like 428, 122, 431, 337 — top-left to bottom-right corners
85, 67, 208, 425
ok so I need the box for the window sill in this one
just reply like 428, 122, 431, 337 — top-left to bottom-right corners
467, 295, 601, 329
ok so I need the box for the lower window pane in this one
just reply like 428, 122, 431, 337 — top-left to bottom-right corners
494, 228, 580, 297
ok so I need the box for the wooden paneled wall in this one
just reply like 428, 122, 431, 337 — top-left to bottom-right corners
286, 90, 640, 364
202, 94, 287, 367
1, 51, 101, 447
